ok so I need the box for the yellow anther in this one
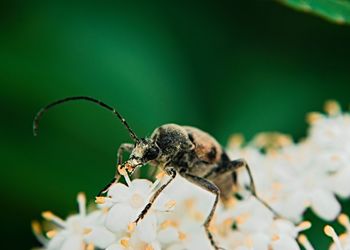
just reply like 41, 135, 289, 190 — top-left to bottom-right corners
324, 225, 335, 237
272, 182, 283, 191
31, 221, 42, 234
127, 222, 136, 233
223, 197, 236, 208
42, 211, 54, 220
178, 231, 187, 241
145, 245, 154, 250
83, 228, 92, 235
46, 230, 57, 238
77, 192, 86, 203
244, 237, 253, 248
338, 213, 349, 227
272, 234, 280, 241
228, 133, 244, 148
306, 112, 322, 124
86, 243, 94, 250
160, 220, 178, 229
156, 171, 166, 180
324, 100, 341, 116
236, 213, 250, 225
95, 196, 106, 204
193, 211, 204, 221
297, 234, 314, 250
165, 200, 176, 210
298, 221, 312, 231
120, 238, 129, 248
184, 198, 195, 209
298, 234, 307, 244
223, 218, 233, 227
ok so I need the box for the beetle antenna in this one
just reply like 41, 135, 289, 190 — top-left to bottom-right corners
33, 96, 140, 142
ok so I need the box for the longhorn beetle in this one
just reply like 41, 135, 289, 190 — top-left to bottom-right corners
33, 96, 277, 250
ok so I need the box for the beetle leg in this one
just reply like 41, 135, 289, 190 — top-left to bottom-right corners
97, 143, 134, 196
180, 173, 221, 250
217, 159, 280, 217
134, 167, 177, 224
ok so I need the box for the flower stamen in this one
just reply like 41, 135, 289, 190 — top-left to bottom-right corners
298, 234, 314, 250
77, 192, 86, 217
41, 211, 67, 228
297, 221, 312, 232
324, 225, 343, 250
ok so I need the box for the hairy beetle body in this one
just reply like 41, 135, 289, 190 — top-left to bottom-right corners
149, 124, 233, 202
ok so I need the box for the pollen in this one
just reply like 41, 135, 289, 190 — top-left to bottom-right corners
338, 213, 350, 228
325, 100, 341, 116
95, 196, 106, 204
178, 231, 187, 241
127, 222, 136, 233
192, 211, 204, 221
83, 228, 92, 235
31, 220, 42, 234
145, 244, 154, 250
120, 238, 129, 248
41, 211, 66, 227
244, 237, 253, 248
324, 225, 334, 237
324, 225, 343, 250
298, 234, 314, 250
184, 198, 195, 209
165, 200, 176, 210
236, 213, 250, 225
86, 243, 94, 250
223, 197, 236, 208
46, 230, 57, 238
228, 133, 244, 148
77, 192, 86, 204
306, 112, 322, 124
297, 221, 312, 231
42, 211, 54, 220
160, 220, 179, 229
271, 234, 280, 241
156, 171, 166, 180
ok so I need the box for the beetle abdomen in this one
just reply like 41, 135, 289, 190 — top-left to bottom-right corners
183, 126, 223, 165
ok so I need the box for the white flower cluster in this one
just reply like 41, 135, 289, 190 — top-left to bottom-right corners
32, 101, 350, 250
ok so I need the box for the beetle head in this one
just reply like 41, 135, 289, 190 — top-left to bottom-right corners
124, 138, 160, 172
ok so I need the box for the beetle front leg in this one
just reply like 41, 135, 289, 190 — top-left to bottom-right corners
97, 143, 134, 196
134, 167, 177, 224
180, 173, 221, 250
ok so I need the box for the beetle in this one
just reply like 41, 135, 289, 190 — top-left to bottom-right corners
33, 96, 277, 250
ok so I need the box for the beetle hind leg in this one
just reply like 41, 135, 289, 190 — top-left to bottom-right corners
230, 159, 281, 217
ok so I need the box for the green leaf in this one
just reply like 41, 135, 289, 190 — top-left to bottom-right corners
280, 0, 350, 24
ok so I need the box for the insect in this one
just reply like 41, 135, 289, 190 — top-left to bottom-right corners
33, 96, 277, 250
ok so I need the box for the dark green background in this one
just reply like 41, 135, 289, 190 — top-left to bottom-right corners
1, 1, 350, 249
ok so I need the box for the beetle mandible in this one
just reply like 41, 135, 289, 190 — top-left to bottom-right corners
33, 96, 277, 250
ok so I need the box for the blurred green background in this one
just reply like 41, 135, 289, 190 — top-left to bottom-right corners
1, 1, 350, 249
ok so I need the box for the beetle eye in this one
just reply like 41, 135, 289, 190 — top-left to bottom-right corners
144, 146, 159, 161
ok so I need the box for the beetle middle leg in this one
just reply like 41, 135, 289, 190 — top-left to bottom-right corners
98, 143, 134, 196
180, 172, 222, 250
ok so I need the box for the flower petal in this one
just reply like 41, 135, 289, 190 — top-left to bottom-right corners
105, 203, 134, 232
310, 189, 340, 221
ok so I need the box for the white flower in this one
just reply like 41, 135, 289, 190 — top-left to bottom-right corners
32, 193, 115, 250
